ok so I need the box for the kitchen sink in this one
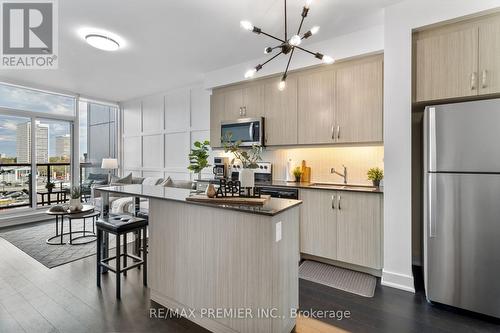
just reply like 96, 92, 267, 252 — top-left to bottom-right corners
309, 183, 379, 191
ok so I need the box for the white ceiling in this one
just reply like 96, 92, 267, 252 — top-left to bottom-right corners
0, 0, 403, 102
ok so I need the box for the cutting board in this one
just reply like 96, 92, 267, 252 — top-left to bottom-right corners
186, 194, 271, 206
300, 160, 311, 182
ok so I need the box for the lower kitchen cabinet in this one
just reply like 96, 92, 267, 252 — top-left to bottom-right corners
299, 189, 337, 260
336, 191, 383, 269
299, 188, 383, 270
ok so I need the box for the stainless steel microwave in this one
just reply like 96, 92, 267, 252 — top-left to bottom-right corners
221, 117, 264, 147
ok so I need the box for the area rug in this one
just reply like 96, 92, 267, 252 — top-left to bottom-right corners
0, 219, 115, 269
299, 260, 377, 297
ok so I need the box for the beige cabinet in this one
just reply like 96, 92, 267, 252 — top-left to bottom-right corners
297, 69, 335, 144
210, 91, 225, 148
299, 189, 337, 259
335, 56, 383, 143
336, 192, 382, 269
210, 53, 384, 147
414, 13, 500, 102
300, 188, 383, 270
263, 75, 298, 145
242, 84, 264, 118
414, 24, 478, 102
479, 17, 500, 95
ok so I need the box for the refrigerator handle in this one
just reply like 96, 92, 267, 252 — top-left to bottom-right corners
428, 173, 437, 238
427, 107, 437, 172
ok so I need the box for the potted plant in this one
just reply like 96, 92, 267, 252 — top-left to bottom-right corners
45, 181, 55, 193
367, 167, 384, 187
293, 167, 303, 183
69, 186, 83, 211
223, 133, 262, 188
188, 140, 211, 181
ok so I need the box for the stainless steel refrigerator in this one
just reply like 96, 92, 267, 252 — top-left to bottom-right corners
424, 98, 500, 318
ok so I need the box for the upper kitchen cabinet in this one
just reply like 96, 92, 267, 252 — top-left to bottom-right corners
335, 55, 383, 143
263, 75, 298, 145
210, 90, 225, 148
414, 13, 500, 102
478, 16, 500, 95
222, 84, 264, 120
297, 69, 335, 144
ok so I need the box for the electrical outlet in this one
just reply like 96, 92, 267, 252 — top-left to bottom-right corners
275, 221, 282, 242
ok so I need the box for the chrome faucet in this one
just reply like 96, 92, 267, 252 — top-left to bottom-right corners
330, 165, 347, 184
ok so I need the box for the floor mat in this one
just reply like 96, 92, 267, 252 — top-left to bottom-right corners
0, 219, 115, 268
299, 260, 377, 297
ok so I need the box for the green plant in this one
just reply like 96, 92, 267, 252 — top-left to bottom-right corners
367, 167, 384, 181
70, 186, 81, 200
293, 167, 303, 179
45, 182, 55, 190
187, 140, 211, 174
223, 132, 262, 169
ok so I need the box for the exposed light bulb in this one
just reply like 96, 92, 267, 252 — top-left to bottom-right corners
264, 47, 273, 54
289, 35, 302, 46
310, 26, 320, 35
245, 68, 257, 78
240, 20, 254, 31
278, 80, 287, 91
305, 0, 313, 9
322, 55, 335, 64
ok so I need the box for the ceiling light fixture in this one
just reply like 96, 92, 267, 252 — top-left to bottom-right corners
85, 34, 120, 51
240, 0, 334, 90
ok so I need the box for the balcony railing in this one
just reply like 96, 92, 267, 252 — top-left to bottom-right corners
0, 162, 92, 211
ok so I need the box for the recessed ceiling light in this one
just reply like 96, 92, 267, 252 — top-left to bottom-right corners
85, 34, 120, 51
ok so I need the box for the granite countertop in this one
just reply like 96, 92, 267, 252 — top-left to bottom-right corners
95, 185, 302, 216
255, 180, 384, 193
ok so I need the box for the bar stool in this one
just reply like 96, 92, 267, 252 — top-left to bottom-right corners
96, 215, 148, 299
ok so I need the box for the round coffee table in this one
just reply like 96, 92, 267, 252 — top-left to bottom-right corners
46, 205, 97, 245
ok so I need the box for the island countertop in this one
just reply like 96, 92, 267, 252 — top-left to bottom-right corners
96, 184, 302, 216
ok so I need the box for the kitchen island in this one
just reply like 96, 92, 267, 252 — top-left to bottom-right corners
96, 185, 302, 333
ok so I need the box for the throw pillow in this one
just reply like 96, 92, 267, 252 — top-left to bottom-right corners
142, 177, 163, 186
160, 177, 194, 189
110, 172, 133, 185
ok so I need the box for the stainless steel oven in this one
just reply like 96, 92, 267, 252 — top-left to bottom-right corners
221, 117, 264, 146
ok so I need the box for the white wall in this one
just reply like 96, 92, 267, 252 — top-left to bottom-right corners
382, 0, 500, 292
120, 84, 211, 181
204, 25, 384, 88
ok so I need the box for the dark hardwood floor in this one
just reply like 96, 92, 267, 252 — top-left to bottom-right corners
0, 235, 499, 333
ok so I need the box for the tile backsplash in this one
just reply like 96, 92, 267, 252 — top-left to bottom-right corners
216, 145, 384, 185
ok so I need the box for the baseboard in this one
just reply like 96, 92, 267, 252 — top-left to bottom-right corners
150, 290, 238, 333
300, 253, 382, 277
381, 269, 415, 293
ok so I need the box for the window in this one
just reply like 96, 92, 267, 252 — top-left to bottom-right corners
0, 83, 75, 116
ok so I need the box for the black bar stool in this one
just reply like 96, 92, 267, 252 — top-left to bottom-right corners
96, 215, 148, 299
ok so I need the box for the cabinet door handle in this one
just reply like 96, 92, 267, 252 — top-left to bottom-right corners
337, 125, 340, 140
331, 195, 336, 209
338, 195, 341, 210
243, 106, 247, 116
471, 72, 477, 90
331, 125, 335, 140
239, 107, 242, 116
482, 70, 488, 89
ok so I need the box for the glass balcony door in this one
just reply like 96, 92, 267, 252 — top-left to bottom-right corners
34, 118, 72, 207
0, 115, 34, 211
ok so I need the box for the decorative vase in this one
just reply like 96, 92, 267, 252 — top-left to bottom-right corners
69, 198, 83, 211
372, 180, 381, 187
239, 168, 255, 188
206, 184, 217, 198
294, 176, 301, 183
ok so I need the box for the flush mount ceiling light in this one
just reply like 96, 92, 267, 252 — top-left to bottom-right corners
85, 34, 120, 51
241, 0, 334, 90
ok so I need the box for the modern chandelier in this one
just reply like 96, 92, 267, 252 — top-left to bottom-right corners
240, 0, 334, 91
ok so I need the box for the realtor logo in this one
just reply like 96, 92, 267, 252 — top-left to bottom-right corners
0, 0, 58, 69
